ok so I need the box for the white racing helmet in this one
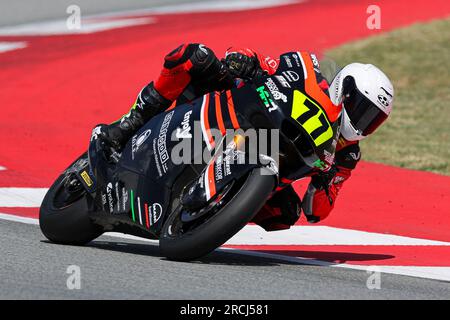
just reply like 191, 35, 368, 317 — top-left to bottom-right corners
329, 63, 394, 141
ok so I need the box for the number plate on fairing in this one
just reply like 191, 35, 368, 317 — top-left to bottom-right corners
290, 90, 334, 147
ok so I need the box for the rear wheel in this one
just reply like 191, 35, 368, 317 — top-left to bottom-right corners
39, 154, 103, 245
160, 167, 276, 261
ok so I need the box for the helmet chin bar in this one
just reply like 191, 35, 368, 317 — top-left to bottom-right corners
340, 109, 366, 141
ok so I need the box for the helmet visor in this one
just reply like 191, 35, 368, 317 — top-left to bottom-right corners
343, 86, 388, 136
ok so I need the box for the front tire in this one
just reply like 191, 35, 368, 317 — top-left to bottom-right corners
39, 154, 103, 245
160, 167, 276, 261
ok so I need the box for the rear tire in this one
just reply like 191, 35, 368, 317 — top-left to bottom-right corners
160, 167, 276, 261
39, 154, 103, 245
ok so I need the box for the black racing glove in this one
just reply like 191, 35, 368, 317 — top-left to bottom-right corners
222, 52, 264, 80
310, 165, 338, 205
90, 124, 123, 163
257, 185, 302, 231
97, 108, 145, 156
311, 165, 338, 189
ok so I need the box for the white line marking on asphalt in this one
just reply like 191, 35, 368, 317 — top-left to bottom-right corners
0, 188, 48, 207
1, 188, 449, 246
0, 17, 154, 36
0, 42, 27, 53
1, 212, 449, 282
333, 264, 450, 283
224, 248, 450, 282
0, 213, 39, 225
226, 225, 450, 246
0, 0, 302, 37
143, 0, 301, 14
88, 0, 302, 19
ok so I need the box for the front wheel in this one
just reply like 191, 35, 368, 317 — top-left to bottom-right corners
39, 154, 103, 245
160, 167, 276, 261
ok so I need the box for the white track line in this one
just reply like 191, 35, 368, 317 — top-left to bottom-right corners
88, 0, 302, 19
0, 213, 39, 225
1, 212, 449, 282
0, 188, 48, 207
0, 0, 302, 37
1, 189, 449, 246
334, 264, 450, 282
0, 17, 154, 36
0, 42, 27, 53
0, 165, 7, 171
143, 0, 301, 14
227, 225, 450, 246
224, 248, 450, 282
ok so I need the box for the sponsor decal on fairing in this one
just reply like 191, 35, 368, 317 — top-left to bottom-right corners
256, 86, 278, 112
152, 110, 174, 176
131, 129, 151, 160
310, 53, 320, 72
274, 75, 291, 88
175, 110, 193, 139
283, 55, 293, 68
106, 182, 114, 214
292, 53, 301, 67
90, 125, 102, 142
282, 70, 300, 82
265, 78, 288, 102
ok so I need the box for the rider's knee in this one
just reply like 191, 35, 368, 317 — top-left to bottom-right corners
163, 43, 212, 68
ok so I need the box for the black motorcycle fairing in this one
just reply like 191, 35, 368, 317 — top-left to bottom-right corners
80, 51, 339, 239
247, 52, 341, 175
180, 134, 278, 216
85, 96, 223, 236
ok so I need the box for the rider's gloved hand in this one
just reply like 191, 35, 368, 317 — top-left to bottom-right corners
99, 108, 146, 152
89, 124, 121, 163
223, 52, 263, 80
251, 185, 301, 231
302, 166, 351, 223
311, 165, 338, 191
99, 123, 123, 151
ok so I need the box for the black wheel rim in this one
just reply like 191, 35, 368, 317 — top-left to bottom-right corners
166, 177, 246, 239
52, 175, 86, 210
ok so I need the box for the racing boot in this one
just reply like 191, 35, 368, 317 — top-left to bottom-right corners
101, 81, 171, 152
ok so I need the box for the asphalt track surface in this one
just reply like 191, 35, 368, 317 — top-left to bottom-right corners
0, 0, 211, 27
2, 219, 450, 300
1, 0, 450, 299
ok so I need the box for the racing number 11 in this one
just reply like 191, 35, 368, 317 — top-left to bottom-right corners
291, 90, 333, 146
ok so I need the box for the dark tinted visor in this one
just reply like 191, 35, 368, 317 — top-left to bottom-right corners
343, 78, 388, 136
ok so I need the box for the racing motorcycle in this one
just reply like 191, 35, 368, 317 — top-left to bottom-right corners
39, 52, 340, 261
